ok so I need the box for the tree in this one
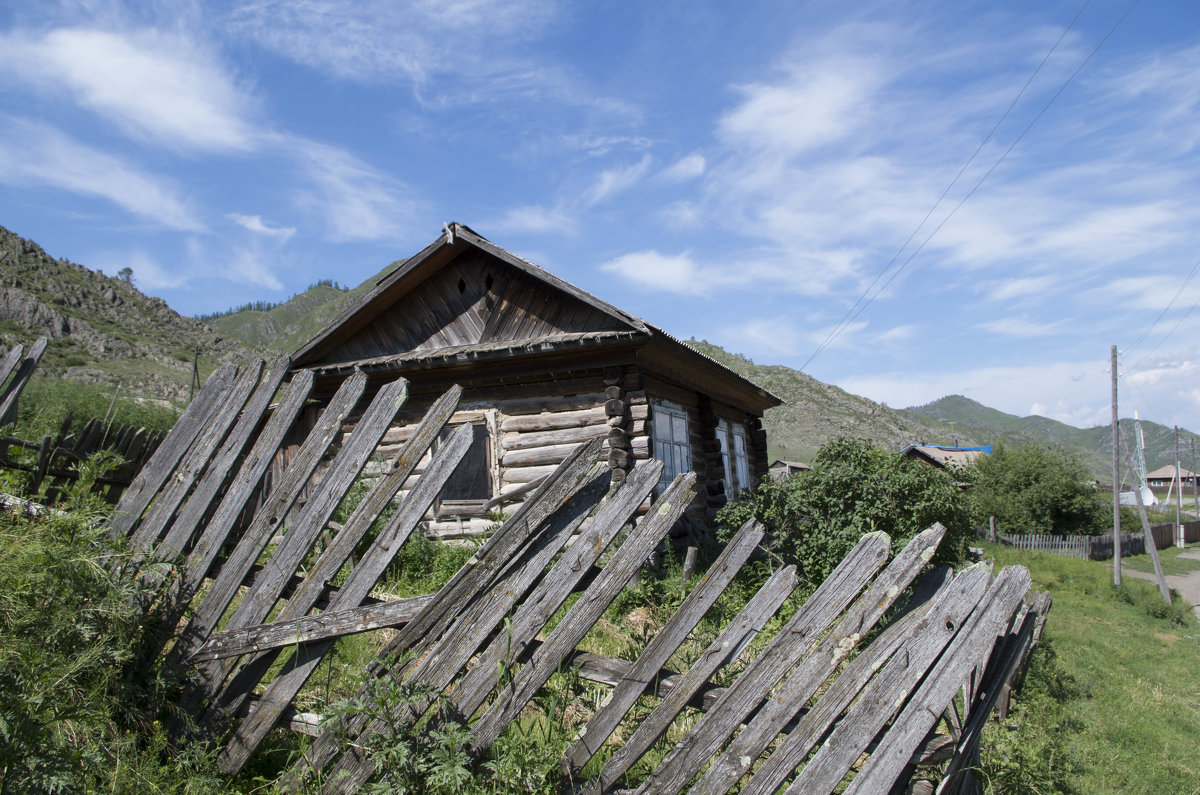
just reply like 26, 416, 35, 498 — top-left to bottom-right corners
716, 437, 970, 589
967, 443, 1105, 536
116, 267, 133, 284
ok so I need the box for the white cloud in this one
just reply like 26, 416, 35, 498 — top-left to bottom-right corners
586, 155, 652, 206
976, 316, 1065, 338
222, 248, 285, 290
279, 136, 421, 241
984, 276, 1060, 302
0, 117, 201, 229
227, 213, 296, 240
490, 204, 577, 235
599, 250, 706, 296
717, 58, 881, 154
0, 28, 256, 152
660, 154, 706, 182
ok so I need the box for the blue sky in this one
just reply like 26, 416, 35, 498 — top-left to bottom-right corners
1, 1, 1198, 433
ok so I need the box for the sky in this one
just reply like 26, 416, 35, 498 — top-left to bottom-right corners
1, 0, 1198, 435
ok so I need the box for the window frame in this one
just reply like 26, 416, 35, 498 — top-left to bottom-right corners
651, 399, 692, 492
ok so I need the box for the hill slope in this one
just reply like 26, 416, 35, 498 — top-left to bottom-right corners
682, 341, 970, 462
905, 395, 1197, 477
0, 224, 249, 404
205, 261, 401, 354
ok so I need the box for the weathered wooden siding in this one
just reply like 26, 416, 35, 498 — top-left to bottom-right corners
321, 248, 629, 365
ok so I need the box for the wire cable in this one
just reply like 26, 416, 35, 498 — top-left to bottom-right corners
800, 0, 1142, 371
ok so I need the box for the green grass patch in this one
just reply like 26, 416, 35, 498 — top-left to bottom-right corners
10, 376, 179, 440
980, 542, 1200, 793
1120, 543, 1200, 577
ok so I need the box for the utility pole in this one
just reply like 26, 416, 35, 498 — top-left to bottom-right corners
1192, 437, 1198, 520
1175, 426, 1183, 547
1111, 345, 1121, 585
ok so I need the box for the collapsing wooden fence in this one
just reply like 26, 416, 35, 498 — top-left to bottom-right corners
111, 359, 1048, 793
0, 338, 164, 501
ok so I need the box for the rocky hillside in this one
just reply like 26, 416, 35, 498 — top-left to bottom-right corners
0, 224, 250, 404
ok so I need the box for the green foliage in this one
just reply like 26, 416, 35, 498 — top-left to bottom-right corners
968, 443, 1107, 536
381, 533, 477, 597
0, 471, 222, 792
978, 639, 1084, 794
9, 376, 179, 440
716, 437, 970, 588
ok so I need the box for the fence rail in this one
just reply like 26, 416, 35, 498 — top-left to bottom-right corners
993, 521, 1200, 561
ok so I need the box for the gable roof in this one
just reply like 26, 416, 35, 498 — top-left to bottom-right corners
901, 444, 990, 469
294, 223, 647, 366
293, 223, 780, 412
1146, 464, 1197, 480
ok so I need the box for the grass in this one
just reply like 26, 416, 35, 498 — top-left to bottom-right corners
980, 542, 1200, 793
1120, 543, 1200, 576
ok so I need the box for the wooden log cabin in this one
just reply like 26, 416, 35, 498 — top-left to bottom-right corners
290, 223, 779, 544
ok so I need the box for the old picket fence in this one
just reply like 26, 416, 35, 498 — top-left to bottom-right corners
0, 339, 164, 501
995, 521, 1200, 561
109, 358, 1048, 794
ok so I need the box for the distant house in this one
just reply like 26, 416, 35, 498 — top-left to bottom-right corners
900, 444, 991, 471
1146, 465, 1198, 490
290, 223, 780, 542
768, 459, 812, 481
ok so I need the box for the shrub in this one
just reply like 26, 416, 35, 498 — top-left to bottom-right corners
0, 470, 221, 792
967, 443, 1106, 536
717, 437, 970, 589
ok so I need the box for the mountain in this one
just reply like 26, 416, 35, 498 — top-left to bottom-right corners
905, 395, 1198, 480
203, 262, 401, 354
0, 224, 249, 404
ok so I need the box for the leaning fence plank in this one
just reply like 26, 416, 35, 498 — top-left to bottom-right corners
469, 471, 697, 754
150, 358, 290, 563
695, 524, 947, 795
844, 565, 1032, 795
379, 436, 607, 665
0, 343, 24, 393
565, 517, 767, 775
0, 337, 46, 426
637, 531, 892, 795
191, 593, 436, 662
582, 563, 799, 795
781, 564, 992, 795
164, 370, 364, 679
214, 421, 473, 773
311, 464, 628, 793
736, 567, 957, 795
191, 378, 410, 733
938, 599, 1043, 792
447, 460, 664, 720
129, 361, 264, 552
109, 363, 236, 537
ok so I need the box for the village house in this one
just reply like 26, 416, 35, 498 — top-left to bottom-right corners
900, 443, 991, 471
289, 223, 780, 544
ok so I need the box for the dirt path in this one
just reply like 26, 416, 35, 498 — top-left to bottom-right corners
1121, 547, 1200, 620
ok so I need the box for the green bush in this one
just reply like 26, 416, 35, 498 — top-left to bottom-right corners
968, 443, 1106, 536
0, 473, 222, 792
716, 437, 970, 589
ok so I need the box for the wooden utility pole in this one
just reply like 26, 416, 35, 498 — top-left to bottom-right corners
1175, 425, 1183, 547
1130, 462, 1171, 604
1111, 345, 1122, 586
1192, 437, 1198, 520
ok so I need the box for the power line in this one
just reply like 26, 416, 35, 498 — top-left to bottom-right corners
798, 1, 1092, 372
1124, 252, 1200, 361
799, 0, 1142, 372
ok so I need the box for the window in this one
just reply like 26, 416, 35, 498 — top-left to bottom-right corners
436, 418, 493, 515
718, 418, 751, 500
652, 400, 692, 491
